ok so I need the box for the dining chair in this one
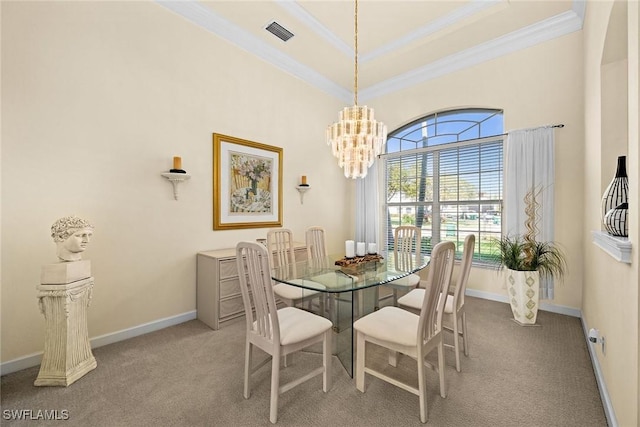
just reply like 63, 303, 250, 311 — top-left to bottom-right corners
305, 226, 335, 316
353, 240, 455, 424
236, 241, 332, 424
304, 225, 360, 324
267, 228, 326, 311
383, 225, 423, 305
305, 226, 328, 264
397, 234, 475, 372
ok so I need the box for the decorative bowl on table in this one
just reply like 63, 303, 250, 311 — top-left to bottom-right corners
335, 254, 384, 275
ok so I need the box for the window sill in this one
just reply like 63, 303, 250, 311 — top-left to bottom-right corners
591, 231, 632, 264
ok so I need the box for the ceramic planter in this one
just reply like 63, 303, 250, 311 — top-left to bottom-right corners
505, 268, 540, 325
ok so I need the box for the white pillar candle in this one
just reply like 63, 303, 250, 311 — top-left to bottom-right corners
368, 243, 377, 254
345, 240, 355, 258
356, 242, 366, 257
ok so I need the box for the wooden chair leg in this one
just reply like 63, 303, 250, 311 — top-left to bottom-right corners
269, 351, 281, 424
356, 331, 366, 392
319, 294, 326, 317
462, 312, 469, 356
244, 340, 252, 399
388, 350, 398, 367
437, 341, 446, 398
453, 314, 461, 372
417, 355, 427, 423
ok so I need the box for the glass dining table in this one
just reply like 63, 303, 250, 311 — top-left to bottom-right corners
271, 252, 429, 377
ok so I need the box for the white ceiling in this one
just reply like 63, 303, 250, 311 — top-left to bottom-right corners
156, 0, 585, 104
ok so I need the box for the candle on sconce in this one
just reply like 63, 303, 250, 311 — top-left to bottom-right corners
345, 240, 355, 258
300, 175, 309, 186
368, 243, 377, 254
170, 156, 186, 174
356, 242, 366, 257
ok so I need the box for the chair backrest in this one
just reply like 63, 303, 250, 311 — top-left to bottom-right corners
305, 226, 328, 269
453, 234, 475, 311
418, 241, 455, 342
306, 227, 327, 259
236, 241, 280, 346
394, 226, 421, 272
266, 228, 297, 280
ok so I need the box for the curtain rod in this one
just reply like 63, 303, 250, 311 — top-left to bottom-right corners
504, 123, 565, 135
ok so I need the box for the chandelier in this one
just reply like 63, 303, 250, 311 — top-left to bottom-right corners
326, 0, 387, 179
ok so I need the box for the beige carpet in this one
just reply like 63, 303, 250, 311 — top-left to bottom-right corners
1, 297, 607, 426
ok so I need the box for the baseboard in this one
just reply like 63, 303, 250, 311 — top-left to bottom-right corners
0, 310, 197, 376
465, 289, 582, 317
581, 317, 618, 427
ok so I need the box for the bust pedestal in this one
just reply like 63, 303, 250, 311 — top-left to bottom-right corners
35, 274, 97, 386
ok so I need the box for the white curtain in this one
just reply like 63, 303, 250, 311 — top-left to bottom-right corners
504, 126, 555, 299
355, 161, 380, 250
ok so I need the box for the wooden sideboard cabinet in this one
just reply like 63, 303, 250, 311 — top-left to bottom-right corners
197, 242, 307, 330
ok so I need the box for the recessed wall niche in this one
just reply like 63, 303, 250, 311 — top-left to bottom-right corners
600, 0, 628, 193
593, 0, 631, 263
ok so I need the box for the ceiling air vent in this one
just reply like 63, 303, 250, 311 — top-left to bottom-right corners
265, 21, 294, 42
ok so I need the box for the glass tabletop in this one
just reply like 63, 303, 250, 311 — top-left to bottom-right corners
270, 252, 429, 292
270, 252, 429, 378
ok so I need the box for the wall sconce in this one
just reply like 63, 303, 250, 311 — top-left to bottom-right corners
296, 175, 310, 204
161, 156, 190, 200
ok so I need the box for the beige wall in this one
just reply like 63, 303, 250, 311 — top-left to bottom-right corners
374, 30, 585, 310
2, 2, 638, 423
1, 1, 354, 362
582, 1, 639, 426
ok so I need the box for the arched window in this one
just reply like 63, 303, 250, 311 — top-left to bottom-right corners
382, 109, 503, 263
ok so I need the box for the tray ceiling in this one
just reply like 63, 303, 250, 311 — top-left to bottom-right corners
156, 0, 584, 103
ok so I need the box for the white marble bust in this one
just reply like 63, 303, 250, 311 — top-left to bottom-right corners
51, 216, 94, 262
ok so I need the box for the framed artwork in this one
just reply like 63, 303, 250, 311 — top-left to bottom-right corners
213, 133, 283, 230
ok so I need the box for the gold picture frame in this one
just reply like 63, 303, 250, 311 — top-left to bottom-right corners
213, 133, 283, 230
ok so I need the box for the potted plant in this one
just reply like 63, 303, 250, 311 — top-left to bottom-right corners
496, 189, 567, 325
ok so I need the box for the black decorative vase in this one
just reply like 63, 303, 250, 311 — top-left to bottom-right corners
604, 203, 628, 237
601, 156, 628, 234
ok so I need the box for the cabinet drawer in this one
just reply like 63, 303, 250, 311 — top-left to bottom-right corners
294, 248, 307, 262
219, 258, 239, 280
220, 295, 245, 318
197, 243, 306, 330
220, 278, 241, 299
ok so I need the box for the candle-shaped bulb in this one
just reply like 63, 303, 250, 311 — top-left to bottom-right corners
301, 175, 308, 186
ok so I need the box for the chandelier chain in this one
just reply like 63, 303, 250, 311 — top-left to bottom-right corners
325, 0, 387, 179
354, 0, 358, 106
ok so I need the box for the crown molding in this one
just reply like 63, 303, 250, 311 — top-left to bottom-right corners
156, 1, 585, 105
275, 0, 503, 64
359, 9, 584, 102
275, 0, 352, 58
573, 0, 586, 24
361, 0, 503, 63
156, 0, 352, 103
